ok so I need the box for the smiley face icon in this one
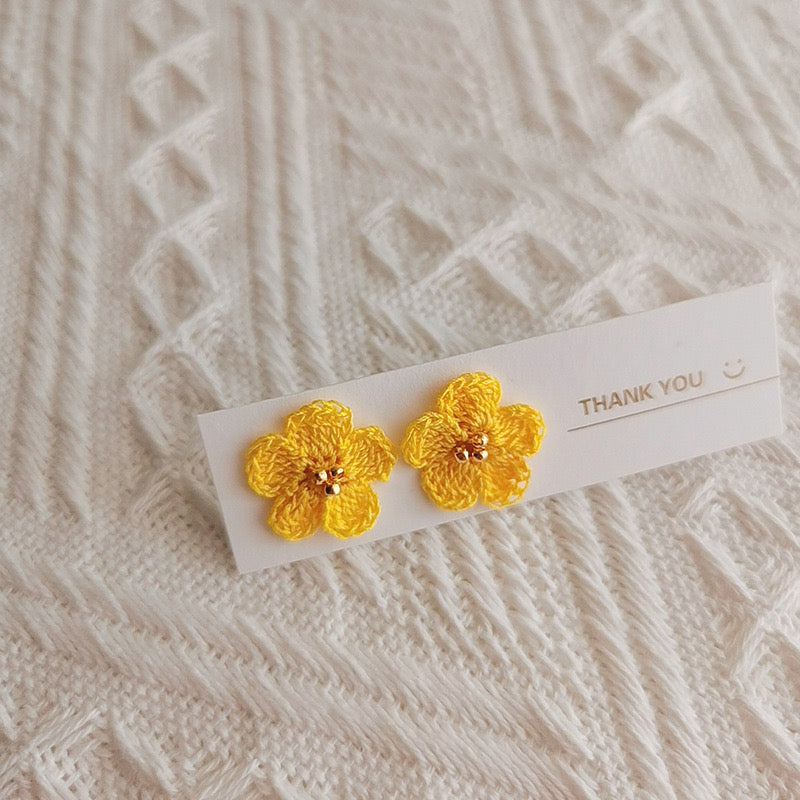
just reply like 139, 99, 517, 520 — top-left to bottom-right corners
723, 358, 745, 379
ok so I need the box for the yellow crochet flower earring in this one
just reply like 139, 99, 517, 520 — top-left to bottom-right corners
245, 401, 395, 540
401, 373, 545, 510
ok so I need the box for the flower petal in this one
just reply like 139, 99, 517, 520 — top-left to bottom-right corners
490, 404, 546, 457
420, 455, 481, 510
284, 400, 353, 465
437, 373, 501, 432
268, 482, 324, 541
245, 434, 303, 497
401, 411, 462, 468
341, 426, 396, 482
479, 449, 530, 508
323, 479, 380, 538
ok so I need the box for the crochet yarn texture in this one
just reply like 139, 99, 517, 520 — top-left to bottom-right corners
246, 400, 395, 540
402, 373, 545, 510
5, 0, 800, 796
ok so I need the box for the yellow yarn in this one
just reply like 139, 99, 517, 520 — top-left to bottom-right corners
245, 400, 395, 540
401, 373, 545, 510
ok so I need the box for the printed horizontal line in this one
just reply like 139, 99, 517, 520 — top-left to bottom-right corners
567, 374, 780, 432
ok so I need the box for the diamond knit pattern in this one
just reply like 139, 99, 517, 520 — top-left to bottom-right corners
3, 1, 800, 798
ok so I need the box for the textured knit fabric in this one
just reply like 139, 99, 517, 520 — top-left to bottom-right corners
3, 1, 800, 798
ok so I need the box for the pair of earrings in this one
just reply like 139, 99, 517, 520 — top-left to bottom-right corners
245, 372, 545, 541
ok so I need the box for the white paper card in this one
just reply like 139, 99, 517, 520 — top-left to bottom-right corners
199, 283, 782, 573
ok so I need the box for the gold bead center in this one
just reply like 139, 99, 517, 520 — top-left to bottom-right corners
312, 467, 345, 496
453, 433, 489, 463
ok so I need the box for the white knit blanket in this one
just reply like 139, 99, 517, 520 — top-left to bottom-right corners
3, 1, 800, 798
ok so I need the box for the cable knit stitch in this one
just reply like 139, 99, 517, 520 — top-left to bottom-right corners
4, 1, 800, 798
